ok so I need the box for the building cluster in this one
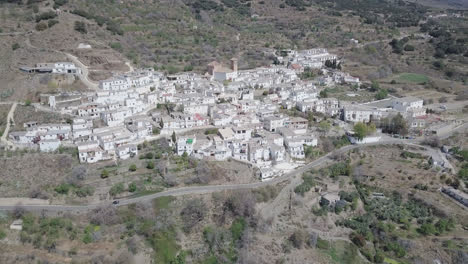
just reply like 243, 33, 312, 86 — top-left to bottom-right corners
20, 62, 81, 74
342, 96, 426, 124
277, 48, 337, 69
11, 48, 433, 180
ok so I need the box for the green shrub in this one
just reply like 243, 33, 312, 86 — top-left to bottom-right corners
35, 11, 57, 23
100, 169, 109, 179
375, 88, 388, 100
109, 183, 125, 196
54, 183, 71, 194
74, 186, 94, 197
35, 22, 48, 31
230, 218, 246, 242
128, 182, 137, 193
129, 164, 137, 171
47, 19, 59, 28
418, 223, 436, 236
146, 161, 155, 169
316, 237, 329, 249
74, 21, 87, 34
11, 43, 20, 50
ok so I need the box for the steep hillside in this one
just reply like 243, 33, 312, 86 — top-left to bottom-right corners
0, 0, 466, 102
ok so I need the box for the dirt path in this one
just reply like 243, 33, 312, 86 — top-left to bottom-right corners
63, 52, 99, 90
0, 102, 17, 149
25, 35, 99, 90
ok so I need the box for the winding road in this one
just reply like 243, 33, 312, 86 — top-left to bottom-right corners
0, 138, 424, 214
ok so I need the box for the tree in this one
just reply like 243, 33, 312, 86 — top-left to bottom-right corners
146, 161, 155, 169
180, 198, 206, 233
381, 113, 408, 135
74, 21, 87, 34
404, 44, 415, 51
354, 122, 368, 140
35, 22, 47, 31
350, 232, 366, 247
370, 81, 380, 92
353, 122, 376, 140
11, 43, 20, 50
128, 182, 137, 193
418, 223, 436, 236
171, 131, 176, 143
318, 120, 331, 132
319, 89, 328, 98
319, 197, 330, 208
109, 183, 125, 197
289, 229, 307, 249
100, 169, 109, 179
375, 88, 388, 100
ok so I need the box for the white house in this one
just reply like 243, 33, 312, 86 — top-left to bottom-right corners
176, 136, 196, 156
39, 139, 61, 152
77, 141, 104, 163
343, 105, 383, 123
392, 97, 425, 117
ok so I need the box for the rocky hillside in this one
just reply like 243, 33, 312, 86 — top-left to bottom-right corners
0, 0, 466, 101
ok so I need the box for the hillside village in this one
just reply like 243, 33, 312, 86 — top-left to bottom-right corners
5, 48, 457, 181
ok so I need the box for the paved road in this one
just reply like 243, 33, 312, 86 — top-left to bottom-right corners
0, 139, 410, 213
0, 121, 464, 213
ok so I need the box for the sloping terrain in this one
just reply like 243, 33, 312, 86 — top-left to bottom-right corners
2, 0, 465, 102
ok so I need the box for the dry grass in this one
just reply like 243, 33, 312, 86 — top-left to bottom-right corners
11, 105, 69, 132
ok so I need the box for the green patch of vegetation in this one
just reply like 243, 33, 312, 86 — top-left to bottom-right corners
333, 135, 351, 148
384, 257, 401, 264
294, 172, 316, 196
109, 182, 125, 197
400, 151, 424, 159
353, 122, 376, 140
322, 161, 352, 178
253, 185, 280, 203
338, 183, 455, 262
54, 183, 94, 197
20, 214, 77, 250
397, 73, 429, 84
204, 128, 219, 135
230, 218, 246, 242
153, 196, 176, 213
148, 229, 181, 264
326, 241, 361, 264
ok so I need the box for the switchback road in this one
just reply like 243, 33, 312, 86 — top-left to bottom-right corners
0, 138, 419, 214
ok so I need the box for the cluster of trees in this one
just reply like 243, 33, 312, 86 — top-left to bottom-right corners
389, 37, 413, 54
71, 9, 123, 35
54, 166, 94, 197
353, 122, 376, 140
294, 173, 316, 196
188, 0, 251, 16
420, 20, 467, 59
316, 0, 426, 28
369, 81, 388, 100
378, 113, 408, 135
324, 59, 342, 70
19, 214, 77, 251
52, 0, 67, 9
35, 10, 57, 22
74, 21, 87, 34
285, 0, 310, 11
340, 183, 456, 262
